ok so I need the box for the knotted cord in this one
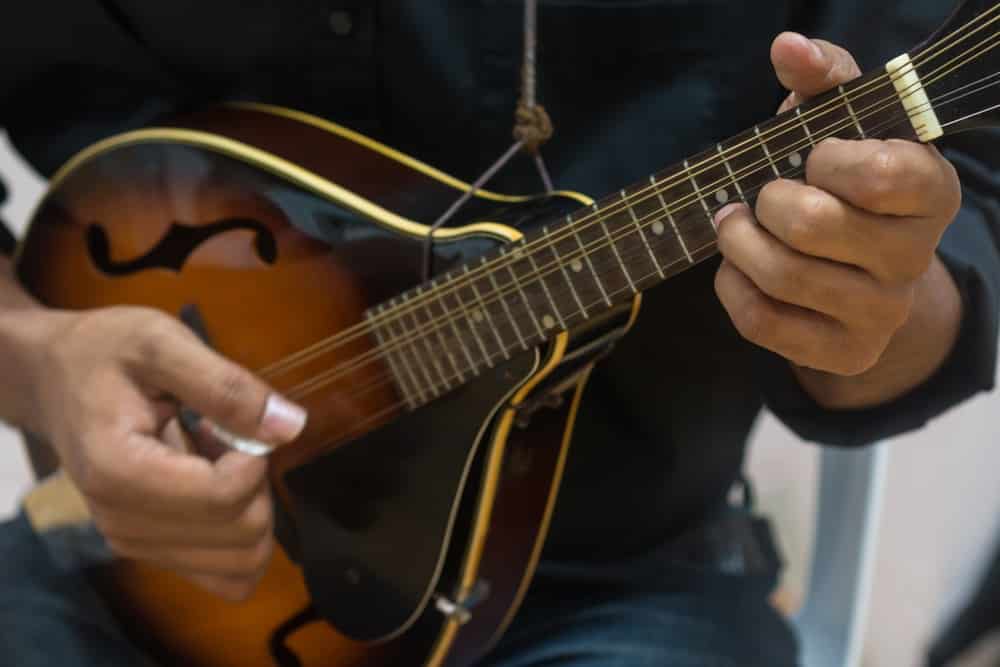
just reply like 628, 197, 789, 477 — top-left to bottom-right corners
421, 0, 555, 281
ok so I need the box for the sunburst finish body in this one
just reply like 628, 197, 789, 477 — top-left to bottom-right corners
15, 104, 639, 667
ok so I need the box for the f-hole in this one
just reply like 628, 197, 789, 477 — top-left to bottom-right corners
86, 218, 278, 276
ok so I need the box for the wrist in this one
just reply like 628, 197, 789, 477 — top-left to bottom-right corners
0, 304, 78, 432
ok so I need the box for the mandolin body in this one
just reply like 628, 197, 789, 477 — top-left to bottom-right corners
14, 104, 639, 667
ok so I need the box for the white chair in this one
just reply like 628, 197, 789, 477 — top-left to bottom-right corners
792, 443, 891, 667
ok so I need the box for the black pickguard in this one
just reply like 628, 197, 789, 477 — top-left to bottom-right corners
86, 218, 277, 275
281, 350, 537, 643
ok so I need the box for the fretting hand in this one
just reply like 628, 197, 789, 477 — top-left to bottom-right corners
714, 33, 964, 408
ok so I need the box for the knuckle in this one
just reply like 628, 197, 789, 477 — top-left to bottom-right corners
884, 247, 932, 285
240, 493, 273, 540
211, 365, 258, 426
760, 256, 798, 301
787, 195, 827, 251
209, 481, 252, 519
839, 343, 882, 376
734, 296, 775, 344
223, 579, 258, 602
860, 146, 904, 211
249, 538, 274, 572
74, 450, 118, 504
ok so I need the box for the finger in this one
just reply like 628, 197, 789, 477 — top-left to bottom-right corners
125, 317, 307, 447
806, 137, 962, 218
184, 572, 262, 602
754, 179, 934, 284
714, 260, 854, 372
81, 423, 269, 519
92, 486, 272, 547
107, 531, 274, 581
771, 32, 861, 98
715, 204, 890, 327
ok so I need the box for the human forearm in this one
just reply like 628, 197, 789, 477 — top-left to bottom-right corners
791, 254, 963, 409
0, 256, 72, 430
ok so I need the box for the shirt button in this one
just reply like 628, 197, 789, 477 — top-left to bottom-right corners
329, 10, 354, 36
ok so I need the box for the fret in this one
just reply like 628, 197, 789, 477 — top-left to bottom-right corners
850, 72, 907, 140
567, 214, 613, 307
403, 293, 452, 393
593, 203, 637, 294
754, 125, 781, 176
463, 264, 510, 361
682, 159, 716, 227
386, 298, 437, 399
839, 84, 866, 138
686, 149, 741, 214
482, 255, 529, 351
430, 279, 480, 378
796, 107, 816, 147
649, 174, 693, 264
722, 129, 775, 206
543, 225, 589, 319
500, 246, 546, 339
523, 243, 568, 330
416, 285, 465, 384
444, 272, 494, 370
716, 144, 748, 204
758, 115, 810, 178
367, 305, 420, 409
622, 189, 664, 279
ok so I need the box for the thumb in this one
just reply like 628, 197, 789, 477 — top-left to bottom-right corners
771, 32, 862, 105
128, 319, 307, 450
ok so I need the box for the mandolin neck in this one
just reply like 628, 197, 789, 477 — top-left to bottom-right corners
368, 0, 1000, 409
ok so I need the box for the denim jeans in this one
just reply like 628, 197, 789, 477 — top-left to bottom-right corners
0, 510, 797, 666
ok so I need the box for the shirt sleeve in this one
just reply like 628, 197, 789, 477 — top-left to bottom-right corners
757, 129, 1000, 447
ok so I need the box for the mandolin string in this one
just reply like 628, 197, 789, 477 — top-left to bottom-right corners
256, 36, 992, 384
256, 6, 1000, 382
281, 54, 998, 405
280, 77, 909, 395
285, 111, 912, 408
260, 19, 1000, 387
297, 67, 1000, 448
257, 9, 1000, 389
282, 70, 996, 406
284, 76, 991, 410
287, 70, 1000, 451
292, 49, 1000, 409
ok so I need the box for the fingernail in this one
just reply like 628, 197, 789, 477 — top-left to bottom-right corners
802, 37, 823, 60
795, 34, 823, 62
713, 203, 743, 229
259, 394, 308, 444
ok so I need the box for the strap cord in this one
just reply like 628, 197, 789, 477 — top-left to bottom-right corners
422, 0, 555, 281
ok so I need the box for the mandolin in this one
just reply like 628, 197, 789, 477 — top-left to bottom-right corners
14, 1, 1000, 665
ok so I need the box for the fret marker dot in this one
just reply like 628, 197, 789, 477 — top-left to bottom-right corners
652, 221, 665, 236
789, 152, 803, 168
542, 314, 556, 329
472, 309, 484, 323
715, 188, 729, 205
571, 259, 584, 272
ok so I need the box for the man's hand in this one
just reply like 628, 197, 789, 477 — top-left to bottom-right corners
21, 305, 307, 600
714, 32, 964, 408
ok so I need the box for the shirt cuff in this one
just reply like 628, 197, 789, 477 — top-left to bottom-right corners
756, 202, 999, 447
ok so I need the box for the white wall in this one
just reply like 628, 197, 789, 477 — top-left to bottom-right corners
3, 131, 1000, 666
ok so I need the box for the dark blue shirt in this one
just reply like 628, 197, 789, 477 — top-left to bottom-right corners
1, 1, 998, 562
